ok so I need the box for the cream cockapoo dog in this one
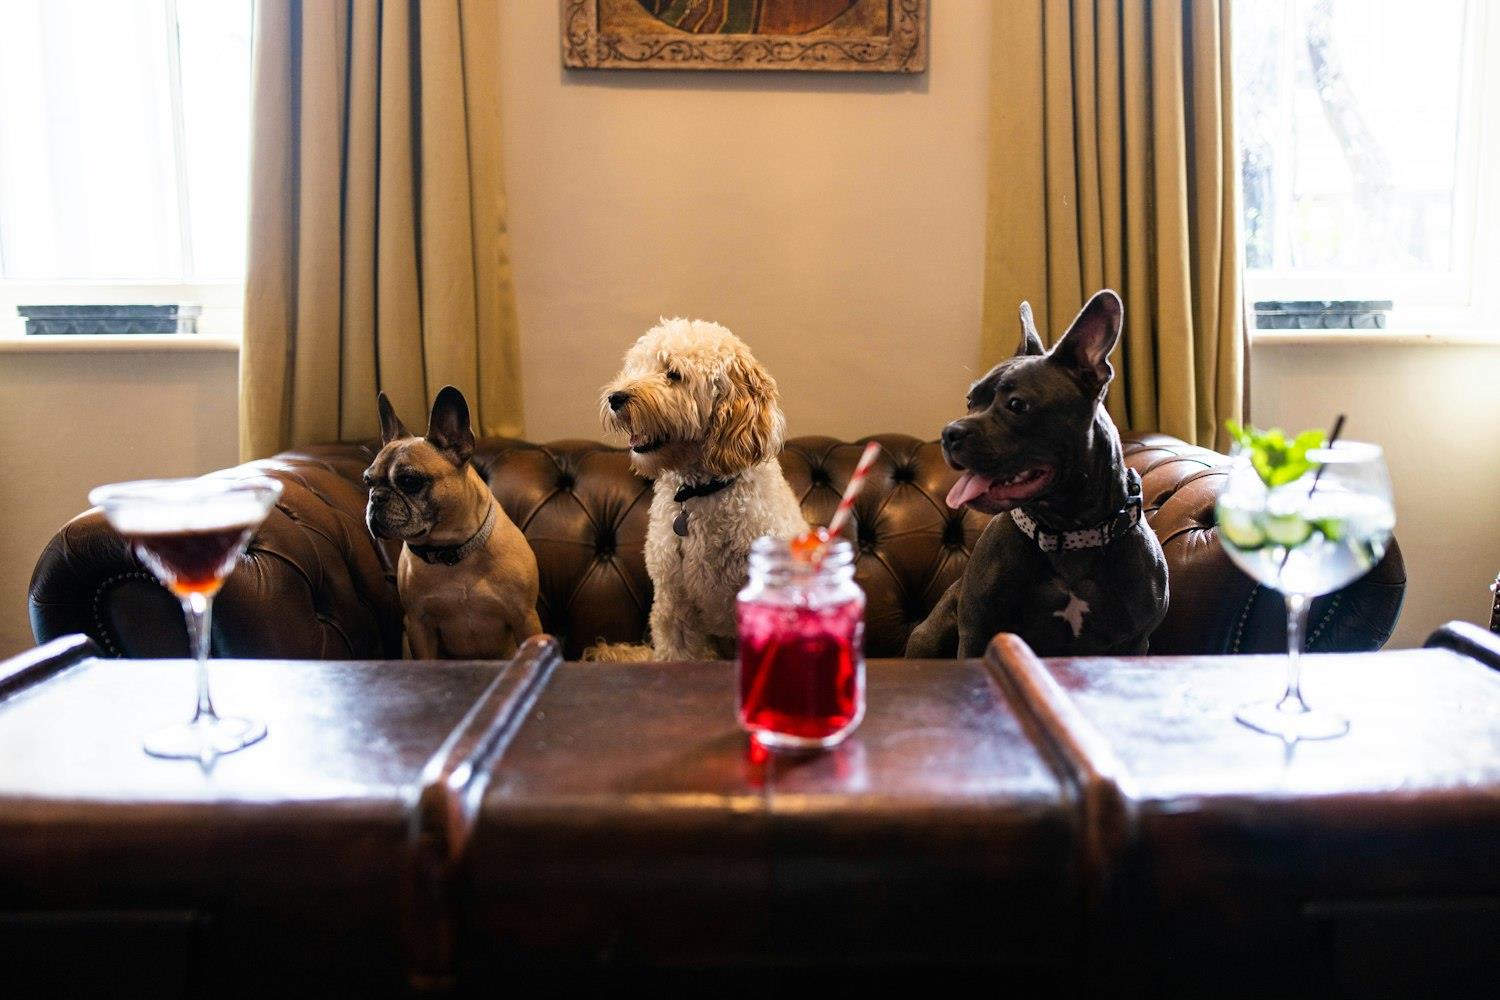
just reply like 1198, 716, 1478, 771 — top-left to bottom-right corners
601, 318, 807, 660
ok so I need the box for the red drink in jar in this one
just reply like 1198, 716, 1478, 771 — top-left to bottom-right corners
737, 536, 865, 750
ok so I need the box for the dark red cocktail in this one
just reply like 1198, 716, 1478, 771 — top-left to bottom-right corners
90, 476, 282, 761
124, 522, 258, 597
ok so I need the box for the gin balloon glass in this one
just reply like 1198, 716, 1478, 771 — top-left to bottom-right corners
1216, 442, 1395, 740
89, 476, 283, 760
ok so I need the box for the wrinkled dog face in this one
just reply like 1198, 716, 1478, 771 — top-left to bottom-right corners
601, 318, 785, 479
364, 440, 450, 540
364, 386, 478, 541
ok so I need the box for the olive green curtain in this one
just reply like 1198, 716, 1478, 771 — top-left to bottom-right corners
240, 0, 523, 460
984, 0, 1243, 450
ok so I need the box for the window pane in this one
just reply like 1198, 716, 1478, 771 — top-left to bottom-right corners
177, 0, 253, 281
0, 0, 251, 283
1236, 0, 1472, 278
0, 0, 180, 280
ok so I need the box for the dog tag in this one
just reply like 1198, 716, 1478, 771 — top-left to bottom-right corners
673, 510, 689, 537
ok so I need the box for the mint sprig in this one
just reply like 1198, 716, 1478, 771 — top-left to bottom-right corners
1225, 420, 1326, 489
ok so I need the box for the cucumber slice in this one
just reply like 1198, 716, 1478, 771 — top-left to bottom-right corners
1313, 517, 1345, 542
1219, 508, 1267, 550
1264, 513, 1313, 547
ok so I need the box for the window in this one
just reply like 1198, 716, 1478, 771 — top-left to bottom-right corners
0, 0, 253, 336
1234, 0, 1498, 331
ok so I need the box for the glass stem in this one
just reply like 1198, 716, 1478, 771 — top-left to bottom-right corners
183, 591, 219, 723
1277, 591, 1312, 714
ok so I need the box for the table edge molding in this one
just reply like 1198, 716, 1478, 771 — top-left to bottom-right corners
1424, 620, 1500, 672
402, 635, 564, 991
0, 633, 98, 702
982, 634, 1138, 884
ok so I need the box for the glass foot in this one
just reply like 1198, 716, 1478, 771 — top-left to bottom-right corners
143, 715, 267, 760
746, 703, 864, 753
750, 728, 853, 752
1235, 700, 1349, 741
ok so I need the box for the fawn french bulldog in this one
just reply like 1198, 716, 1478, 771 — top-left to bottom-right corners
364, 386, 542, 659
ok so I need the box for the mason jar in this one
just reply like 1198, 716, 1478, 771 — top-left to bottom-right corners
736, 535, 866, 750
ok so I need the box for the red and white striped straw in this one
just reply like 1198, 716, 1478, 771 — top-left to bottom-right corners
827, 442, 882, 539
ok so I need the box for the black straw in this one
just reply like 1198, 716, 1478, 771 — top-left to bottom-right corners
1304, 414, 1346, 497
1277, 413, 1345, 574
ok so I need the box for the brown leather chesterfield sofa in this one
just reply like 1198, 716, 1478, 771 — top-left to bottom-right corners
29, 432, 1406, 660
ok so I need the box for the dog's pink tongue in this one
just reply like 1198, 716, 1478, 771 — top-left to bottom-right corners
946, 472, 994, 510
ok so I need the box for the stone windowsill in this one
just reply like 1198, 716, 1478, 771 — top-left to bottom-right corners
0, 334, 241, 353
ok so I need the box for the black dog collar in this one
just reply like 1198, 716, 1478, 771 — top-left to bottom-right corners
673, 476, 737, 504
1012, 471, 1144, 553
408, 502, 498, 566
672, 476, 738, 537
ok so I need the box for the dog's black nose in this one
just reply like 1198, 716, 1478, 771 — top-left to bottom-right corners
941, 422, 970, 450
608, 391, 630, 412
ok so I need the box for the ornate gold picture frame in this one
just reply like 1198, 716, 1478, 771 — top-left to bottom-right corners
561, 0, 928, 73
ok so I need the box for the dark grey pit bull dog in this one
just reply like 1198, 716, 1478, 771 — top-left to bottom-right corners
906, 289, 1168, 659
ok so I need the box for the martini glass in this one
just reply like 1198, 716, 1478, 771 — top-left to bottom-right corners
89, 476, 283, 760
1216, 442, 1395, 740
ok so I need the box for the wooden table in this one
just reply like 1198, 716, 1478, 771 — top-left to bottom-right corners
0, 631, 1496, 996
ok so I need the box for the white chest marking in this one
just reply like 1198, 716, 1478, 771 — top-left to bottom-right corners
1054, 591, 1091, 638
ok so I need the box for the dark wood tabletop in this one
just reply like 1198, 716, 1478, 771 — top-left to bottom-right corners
464, 658, 1079, 977
0, 639, 512, 994
994, 633, 1500, 996
1, 632, 1496, 996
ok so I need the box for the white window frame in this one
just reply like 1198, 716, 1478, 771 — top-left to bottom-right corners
1243, 0, 1500, 336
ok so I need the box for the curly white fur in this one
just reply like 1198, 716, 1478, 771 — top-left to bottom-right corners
600, 318, 807, 660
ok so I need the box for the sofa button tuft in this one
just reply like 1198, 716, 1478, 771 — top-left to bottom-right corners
943, 517, 966, 547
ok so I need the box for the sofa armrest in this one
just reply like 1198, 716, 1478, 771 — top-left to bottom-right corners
29, 447, 403, 659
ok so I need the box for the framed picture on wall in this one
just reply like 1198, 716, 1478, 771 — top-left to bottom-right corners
561, 0, 928, 73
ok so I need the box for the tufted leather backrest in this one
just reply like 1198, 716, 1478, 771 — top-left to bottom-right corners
464, 434, 988, 660
29, 432, 1406, 660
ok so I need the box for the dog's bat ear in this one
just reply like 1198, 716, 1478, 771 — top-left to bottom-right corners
1049, 289, 1123, 396
377, 391, 410, 444
426, 385, 476, 468
1016, 301, 1046, 357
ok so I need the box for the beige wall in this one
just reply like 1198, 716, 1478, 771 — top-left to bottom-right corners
0, 347, 240, 656
2, 4, 1498, 656
498, 2, 992, 441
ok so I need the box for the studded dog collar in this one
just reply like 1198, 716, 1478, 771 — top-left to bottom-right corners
1011, 471, 1144, 553
408, 502, 498, 566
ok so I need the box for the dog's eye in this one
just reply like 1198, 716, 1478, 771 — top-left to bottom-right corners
1007, 397, 1030, 414
395, 472, 426, 494
665, 369, 683, 383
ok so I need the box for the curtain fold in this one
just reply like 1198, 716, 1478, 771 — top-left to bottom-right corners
241, 0, 523, 461
983, 0, 1243, 450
